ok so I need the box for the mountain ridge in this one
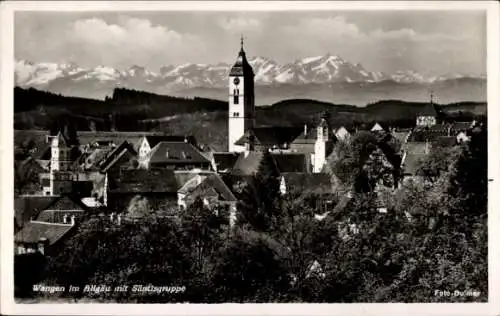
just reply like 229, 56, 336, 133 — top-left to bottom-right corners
15, 55, 486, 105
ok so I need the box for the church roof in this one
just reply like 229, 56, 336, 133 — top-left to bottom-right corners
235, 127, 303, 147
417, 102, 440, 117
229, 39, 254, 77
272, 153, 308, 173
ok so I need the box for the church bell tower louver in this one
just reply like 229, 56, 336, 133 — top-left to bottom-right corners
228, 36, 255, 152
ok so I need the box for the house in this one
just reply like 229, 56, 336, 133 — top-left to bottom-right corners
176, 171, 238, 227
14, 222, 75, 256
33, 194, 90, 224
106, 168, 180, 214
289, 119, 330, 173
14, 194, 88, 255
456, 131, 470, 143
371, 122, 385, 132
146, 141, 212, 171
279, 172, 336, 212
14, 196, 55, 230
334, 126, 351, 142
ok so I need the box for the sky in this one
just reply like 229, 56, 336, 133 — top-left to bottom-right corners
14, 10, 486, 76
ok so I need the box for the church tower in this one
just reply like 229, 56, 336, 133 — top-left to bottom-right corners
228, 36, 255, 152
49, 131, 71, 195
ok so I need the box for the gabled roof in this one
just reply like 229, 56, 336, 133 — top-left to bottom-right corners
148, 142, 210, 165
145, 135, 197, 149
272, 153, 308, 173
108, 169, 179, 193
98, 141, 137, 172
76, 148, 111, 171
371, 123, 385, 132
185, 173, 238, 203
44, 194, 89, 211
14, 196, 56, 228
213, 152, 240, 172
36, 209, 85, 223
14, 221, 74, 245
231, 151, 264, 176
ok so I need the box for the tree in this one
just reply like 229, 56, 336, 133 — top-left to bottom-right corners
416, 146, 461, 183
210, 228, 291, 302
237, 150, 282, 232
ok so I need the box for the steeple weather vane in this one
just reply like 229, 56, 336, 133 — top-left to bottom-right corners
240, 34, 245, 51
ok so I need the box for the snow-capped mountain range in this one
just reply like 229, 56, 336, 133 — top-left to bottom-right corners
15, 54, 483, 91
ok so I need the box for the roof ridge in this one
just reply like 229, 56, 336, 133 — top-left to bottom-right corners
29, 220, 74, 226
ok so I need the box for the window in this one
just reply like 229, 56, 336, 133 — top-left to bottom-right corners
233, 95, 239, 104
233, 112, 240, 117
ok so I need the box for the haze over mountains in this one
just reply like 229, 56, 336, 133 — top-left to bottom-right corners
15, 54, 486, 106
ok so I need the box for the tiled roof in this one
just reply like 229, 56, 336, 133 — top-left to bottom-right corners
235, 127, 303, 147
109, 169, 179, 193
450, 122, 473, 132
433, 136, 457, 147
146, 135, 196, 148
213, 152, 240, 172
148, 142, 210, 165
14, 196, 56, 228
186, 173, 237, 202
272, 152, 308, 173
45, 194, 89, 211
401, 142, 428, 175
231, 151, 264, 176
99, 141, 137, 172
417, 103, 439, 116
15, 221, 74, 245
409, 125, 450, 142
391, 131, 410, 145
281, 172, 332, 195
36, 209, 85, 223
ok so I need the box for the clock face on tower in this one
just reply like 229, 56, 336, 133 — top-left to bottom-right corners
233, 77, 240, 85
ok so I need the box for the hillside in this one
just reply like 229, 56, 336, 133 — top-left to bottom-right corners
14, 87, 486, 144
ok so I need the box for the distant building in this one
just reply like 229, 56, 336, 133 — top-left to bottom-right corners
416, 102, 440, 127
371, 122, 385, 132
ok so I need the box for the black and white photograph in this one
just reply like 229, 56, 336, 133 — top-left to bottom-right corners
1, 0, 499, 313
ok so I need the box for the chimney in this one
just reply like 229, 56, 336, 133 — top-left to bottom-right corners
63, 214, 68, 224
165, 149, 169, 159
110, 212, 115, 222
304, 124, 308, 136
184, 136, 188, 143
70, 215, 76, 226
117, 214, 122, 225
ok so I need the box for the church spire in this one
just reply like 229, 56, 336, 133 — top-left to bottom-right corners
240, 34, 244, 52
